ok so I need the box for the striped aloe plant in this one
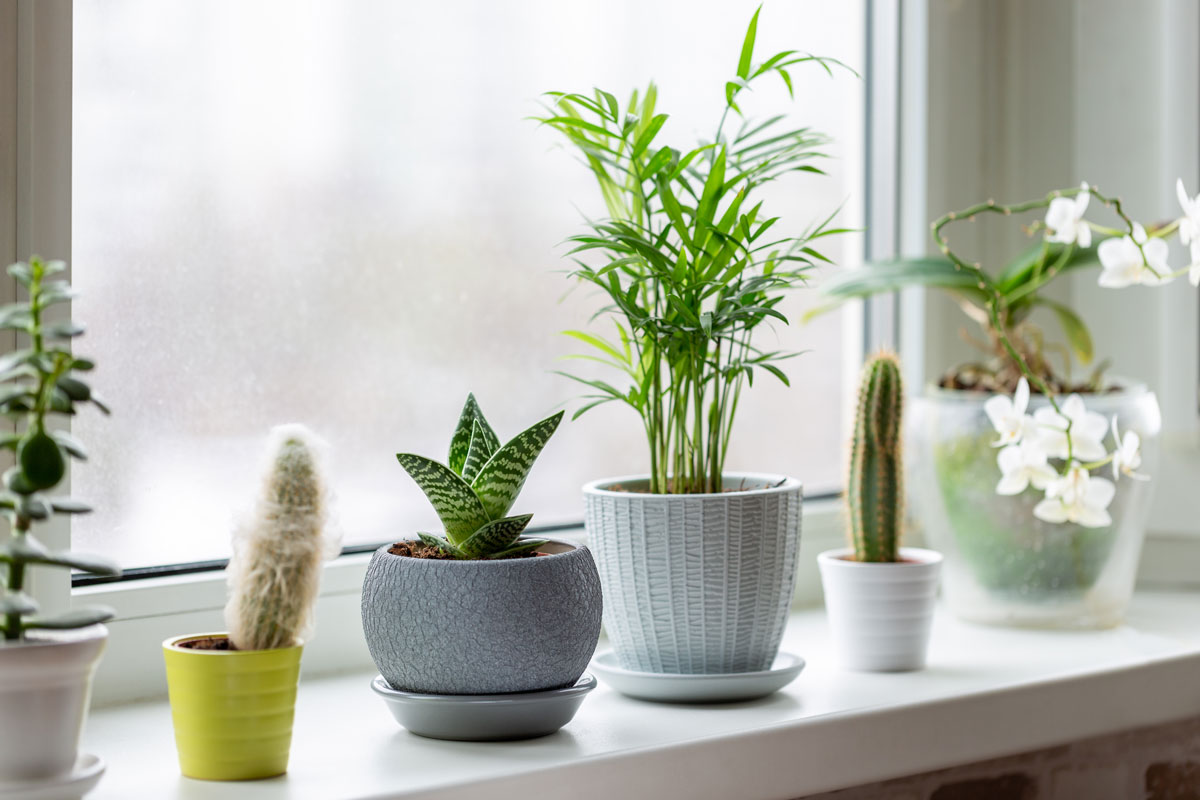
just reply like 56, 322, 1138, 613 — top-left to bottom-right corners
396, 394, 563, 559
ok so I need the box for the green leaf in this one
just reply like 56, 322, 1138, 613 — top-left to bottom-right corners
821, 258, 989, 302
1033, 297, 1094, 365
461, 420, 495, 483
471, 411, 564, 521
0, 592, 37, 616
56, 376, 91, 401
458, 513, 534, 558
416, 532, 464, 558
0, 535, 49, 564
26, 549, 119, 576
396, 454, 490, 545
48, 497, 93, 515
51, 431, 87, 461
448, 393, 500, 476
486, 539, 548, 559
7, 263, 32, 287
631, 114, 668, 159
43, 322, 85, 340
737, 6, 762, 80
24, 606, 115, 630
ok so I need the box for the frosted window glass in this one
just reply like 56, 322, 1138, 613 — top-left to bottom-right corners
71, 0, 865, 569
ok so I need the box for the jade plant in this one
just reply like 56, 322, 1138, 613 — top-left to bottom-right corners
846, 353, 903, 563
224, 425, 335, 651
395, 394, 562, 559
0, 257, 119, 641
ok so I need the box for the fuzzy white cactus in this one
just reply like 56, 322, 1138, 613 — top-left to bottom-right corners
224, 424, 339, 651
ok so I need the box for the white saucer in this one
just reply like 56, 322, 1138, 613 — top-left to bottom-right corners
0, 754, 105, 800
591, 651, 805, 703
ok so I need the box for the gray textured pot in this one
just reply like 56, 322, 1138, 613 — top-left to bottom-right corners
584, 473, 802, 675
361, 538, 602, 695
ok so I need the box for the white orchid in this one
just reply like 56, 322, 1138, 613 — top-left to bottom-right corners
1032, 394, 1108, 461
1177, 178, 1200, 247
1033, 465, 1116, 528
1044, 183, 1092, 247
996, 441, 1057, 496
1098, 223, 1172, 288
1110, 417, 1147, 481
984, 377, 1036, 447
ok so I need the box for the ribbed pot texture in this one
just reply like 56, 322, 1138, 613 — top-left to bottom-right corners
163, 633, 302, 781
0, 625, 107, 782
818, 547, 942, 672
361, 538, 603, 695
584, 473, 803, 674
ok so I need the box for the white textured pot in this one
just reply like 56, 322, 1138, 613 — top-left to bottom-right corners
818, 548, 941, 672
0, 624, 107, 781
583, 473, 802, 674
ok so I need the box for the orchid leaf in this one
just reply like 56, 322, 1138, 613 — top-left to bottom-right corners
821, 258, 989, 303
458, 514, 534, 558
396, 453, 490, 545
471, 411, 564, 521
1032, 297, 1094, 365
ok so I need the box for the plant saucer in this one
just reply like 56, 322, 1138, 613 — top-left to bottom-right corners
0, 754, 105, 800
591, 651, 805, 703
371, 673, 596, 741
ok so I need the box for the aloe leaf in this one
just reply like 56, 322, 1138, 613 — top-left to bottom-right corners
486, 539, 548, 560
447, 394, 500, 475
458, 514, 534, 558
471, 411, 564, 520
461, 421, 495, 483
417, 532, 464, 558
23, 606, 114, 630
396, 454, 490, 545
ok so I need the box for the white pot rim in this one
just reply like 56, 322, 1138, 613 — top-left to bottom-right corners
583, 472, 801, 498
0, 624, 108, 651
163, 632, 304, 655
817, 547, 943, 567
921, 377, 1149, 402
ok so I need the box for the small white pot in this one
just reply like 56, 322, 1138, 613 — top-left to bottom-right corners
0, 625, 107, 781
818, 548, 942, 672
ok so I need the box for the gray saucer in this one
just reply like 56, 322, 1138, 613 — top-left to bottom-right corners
370, 673, 596, 741
591, 651, 805, 703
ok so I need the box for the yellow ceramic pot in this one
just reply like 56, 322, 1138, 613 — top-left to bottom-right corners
162, 633, 302, 781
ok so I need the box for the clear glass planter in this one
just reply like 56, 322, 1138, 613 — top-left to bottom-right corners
908, 383, 1161, 629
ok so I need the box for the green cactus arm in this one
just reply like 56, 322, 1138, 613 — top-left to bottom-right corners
471, 411, 564, 520
448, 394, 501, 476
460, 420, 496, 483
457, 513, 534, 558
417, 532, 465, 558
846, 354, 904, 563
485, 539, 547, 559
396, 453, 491, 545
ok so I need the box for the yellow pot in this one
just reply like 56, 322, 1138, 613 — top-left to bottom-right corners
163, 633, 302, 781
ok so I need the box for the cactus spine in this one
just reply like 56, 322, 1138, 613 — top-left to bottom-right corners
225, 425, 337, 651
847, 353, 904, 563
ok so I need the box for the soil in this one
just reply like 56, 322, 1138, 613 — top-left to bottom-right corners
608, 477, 783, 494
836, 554, 924, 564
938, 366, 1117, 395
178, 636, 236, 651
388, 541, 546, 560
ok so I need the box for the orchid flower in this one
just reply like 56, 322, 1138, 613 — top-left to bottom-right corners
1175, 179, 1200, 286
1032, 394, 1108, 461
984, 377, 1035, 447
1098, 223, 1171, 288
996, 441, 1057, 496
1044, 182, 1092, 247
1110, 418, 1147, 481
1033, 465, 1116, 528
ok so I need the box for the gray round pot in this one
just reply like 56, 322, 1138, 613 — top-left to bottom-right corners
584, 473, 803, 675
361, 538, 602, 695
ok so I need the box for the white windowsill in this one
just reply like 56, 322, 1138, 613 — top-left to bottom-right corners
84, 590, 1200, 800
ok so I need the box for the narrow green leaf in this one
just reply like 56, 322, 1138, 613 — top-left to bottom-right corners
737, 6, 762, 80
632, 114, 668, 159
396, 454, 490, 545
48, 497, 92, 515
471, 411, 564, 520
26, 550, 119, 576
0, 592, 37, 616
458, 513, 534, 558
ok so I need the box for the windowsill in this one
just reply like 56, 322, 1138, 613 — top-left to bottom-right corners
84, 590, 1200, 800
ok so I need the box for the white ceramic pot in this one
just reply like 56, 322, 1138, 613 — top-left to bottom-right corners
818, 548, 942, 672
584, 473, 802, 674
0, 625, 107, 781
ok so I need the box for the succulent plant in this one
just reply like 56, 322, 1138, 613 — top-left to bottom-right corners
0, 257, 119, 641
846, 353, 904, 563
224, 425, 337, 651
396, 394, 563, 560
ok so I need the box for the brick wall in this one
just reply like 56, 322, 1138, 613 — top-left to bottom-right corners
798, 716, 1200, 800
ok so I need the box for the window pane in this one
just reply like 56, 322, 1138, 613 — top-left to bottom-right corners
71, 0, 865, 569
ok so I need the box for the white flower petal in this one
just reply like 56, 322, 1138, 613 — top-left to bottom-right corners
996, 472, 1030, 496
997, 445, 1023, 474
1076, 506, 1113, 528
1132, 223, 1148, 245
1034, 498, 1069, 523
1029, 465, 1058, 490
1014, 378, 1030, 415
984, 395, 1011, 428
1085, 476, 1116, 510
1077, 224, 1092, 249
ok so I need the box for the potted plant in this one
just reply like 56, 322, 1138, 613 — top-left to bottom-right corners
818, 352, 941, 671
163, 424, 337, 781
822, 181, 1195, 628
535, 9, 851, 676
0, 257, 120, 792
361, 394, 602, 741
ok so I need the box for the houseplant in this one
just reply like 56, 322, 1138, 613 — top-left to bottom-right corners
538, 8, 851, 676
821, 181, 1196, 627
0, 257, 120, 790
163, 424, 336, 781
818, 352, 941, 671
361, 394, 602, 740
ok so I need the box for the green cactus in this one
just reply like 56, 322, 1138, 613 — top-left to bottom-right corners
225, 425, 335, 651
846, 353, 904, 563
396, 394, 562, 560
